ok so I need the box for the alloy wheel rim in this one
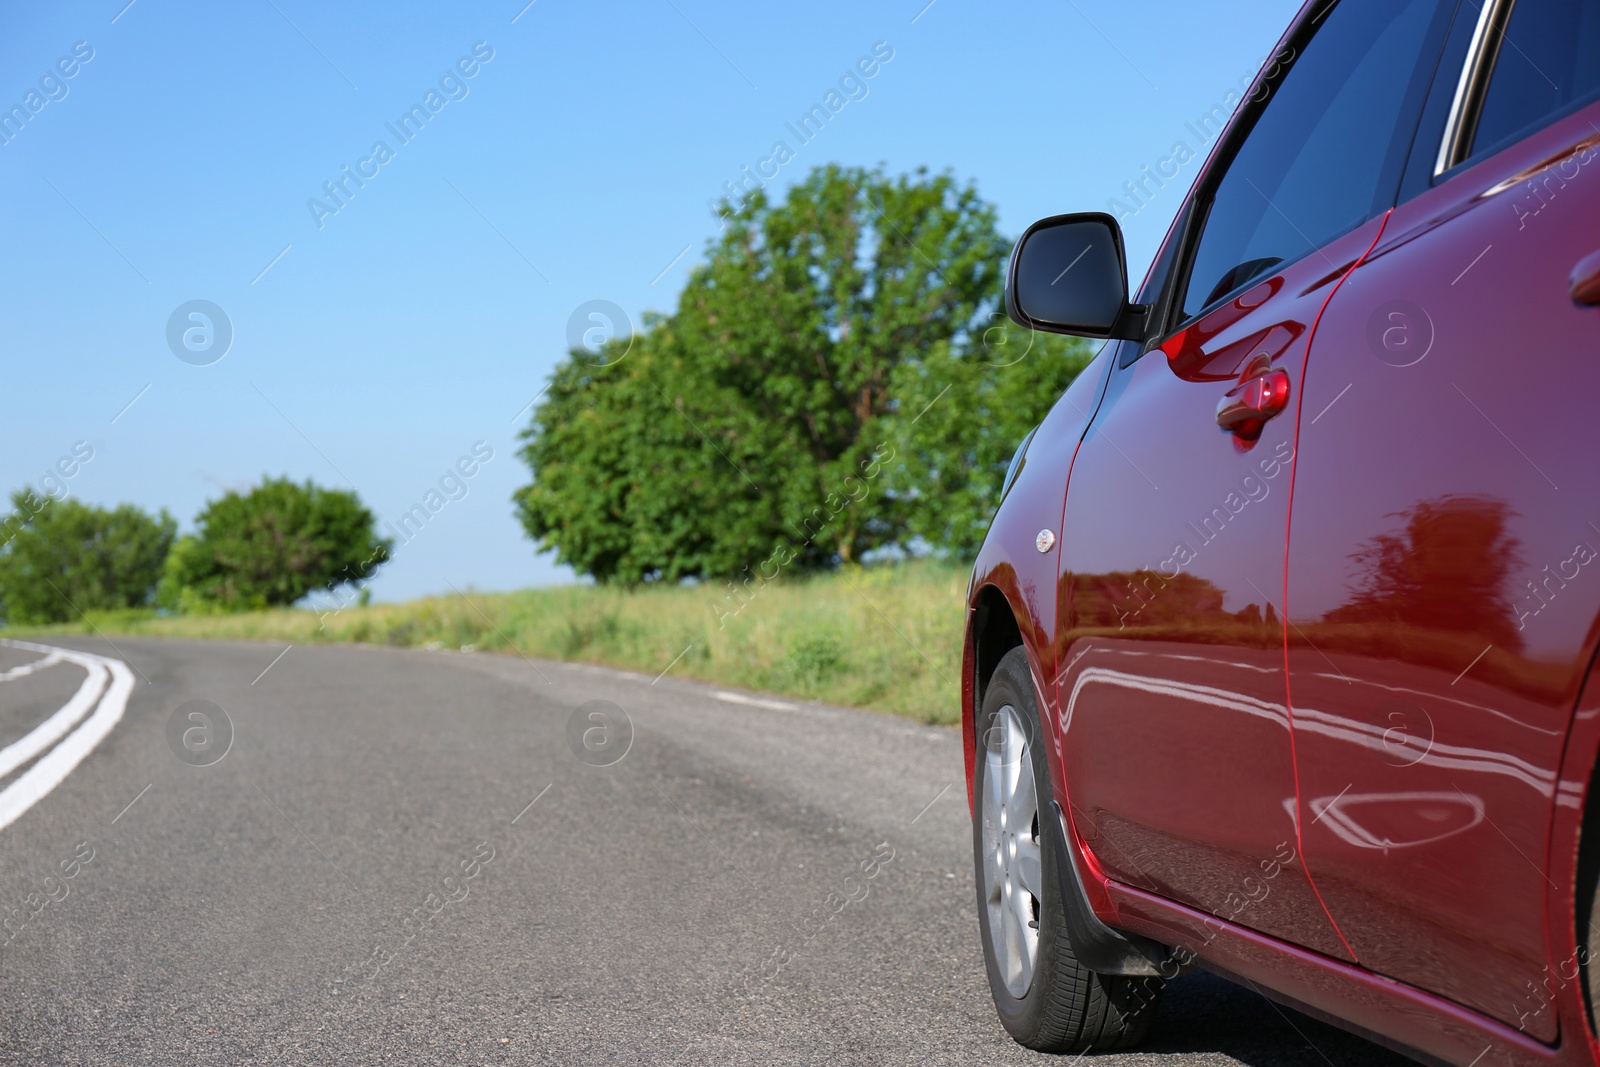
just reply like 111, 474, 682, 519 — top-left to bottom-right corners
981, 703, 1043, 998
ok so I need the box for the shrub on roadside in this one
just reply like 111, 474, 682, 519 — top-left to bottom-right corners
158, 476, 391, 612
0, 493, 175, 624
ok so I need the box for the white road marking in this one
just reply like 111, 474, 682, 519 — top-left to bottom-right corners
712, 690, 800, 712
0, 655, 108, 781
0, 650, 63, 681
0, 640, 134, 834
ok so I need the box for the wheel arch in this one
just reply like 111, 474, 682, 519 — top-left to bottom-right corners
973, 584, 1026, 714
1547, 642, 1600, 1054
964, 578, 1044, 820
969, 582, 1172, 978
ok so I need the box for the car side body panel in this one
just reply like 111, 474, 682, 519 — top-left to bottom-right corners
1284, 98, 1600, 1038
963, 344, 1114, 816
1104, 879, 1569, 1067
1050, 211, 1389, 962
965, 0, 1600, 1061
964, 0, 1323, 971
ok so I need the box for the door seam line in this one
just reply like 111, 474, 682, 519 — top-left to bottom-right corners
1279, 207, 1394, 965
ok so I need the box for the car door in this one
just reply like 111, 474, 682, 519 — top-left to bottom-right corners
1283, 0, 1600, 1039
1055, 0, 1454, 959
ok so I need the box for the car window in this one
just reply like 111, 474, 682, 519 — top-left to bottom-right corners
1180, 0, 1444, 321
1468, 0, 1600, 158
1119, 204, 1189, 367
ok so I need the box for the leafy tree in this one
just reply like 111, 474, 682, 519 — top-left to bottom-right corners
889, 320, 1091, 558
159, 477, 390, 612
514, 163, 1091, 581
0, 494, 175, 624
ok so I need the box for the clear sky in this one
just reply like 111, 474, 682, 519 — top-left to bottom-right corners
0, 0, 1301, 602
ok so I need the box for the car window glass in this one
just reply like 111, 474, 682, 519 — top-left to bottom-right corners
1119, 206, 1188, 367
1470, 0, 1600, 157
1181, 0, 1442, 321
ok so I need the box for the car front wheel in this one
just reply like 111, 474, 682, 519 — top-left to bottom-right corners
974, 646, 1162, 1052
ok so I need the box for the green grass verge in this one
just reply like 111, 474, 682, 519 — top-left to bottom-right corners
4, 560, 968, 725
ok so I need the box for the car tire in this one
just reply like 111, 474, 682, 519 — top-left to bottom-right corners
1578, 798, 1600, 1035
974, 646, 1162, 1052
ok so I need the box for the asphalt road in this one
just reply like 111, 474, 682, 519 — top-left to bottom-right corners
0, 637, 1418, 1066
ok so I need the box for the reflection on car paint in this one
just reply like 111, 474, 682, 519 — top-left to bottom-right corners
1287, 791, 1484, 852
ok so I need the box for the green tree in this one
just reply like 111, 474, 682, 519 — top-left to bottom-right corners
889, 321, 1091, 558
0, 494, 175, 624
159, 477, 391, 612
514, 163, 1090, 581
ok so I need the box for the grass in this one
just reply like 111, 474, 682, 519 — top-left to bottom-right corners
6, 559, 969, 725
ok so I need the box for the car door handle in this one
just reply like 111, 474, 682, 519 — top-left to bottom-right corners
1216, 366, 1290, 433
1571, 248, 1600, 306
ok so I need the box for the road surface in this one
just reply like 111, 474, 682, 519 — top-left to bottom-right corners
0, 637, 1415, 1065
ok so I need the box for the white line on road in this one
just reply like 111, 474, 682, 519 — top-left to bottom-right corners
712, 690, 799, 712
0, 650, 63, 681
0, 654, 108, 781
0, 640, 134, 834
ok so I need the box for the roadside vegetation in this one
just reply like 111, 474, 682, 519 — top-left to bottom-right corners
0, 165, 1091, 724
8, 559, 967, 724
515, 164, 1090, 579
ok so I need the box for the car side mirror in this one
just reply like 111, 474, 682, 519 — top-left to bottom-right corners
1005, 212, 1148, 340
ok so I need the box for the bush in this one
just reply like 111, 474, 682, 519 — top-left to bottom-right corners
785, 631, 847, 691
159, 476, 391, 612
0, 493, 175, 624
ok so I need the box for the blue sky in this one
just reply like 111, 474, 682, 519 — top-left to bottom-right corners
0, 0, 1300, 602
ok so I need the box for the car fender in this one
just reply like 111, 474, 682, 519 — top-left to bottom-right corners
964, 342, 1115, 813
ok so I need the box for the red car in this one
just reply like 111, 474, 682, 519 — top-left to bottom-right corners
965, 0, 1600, 1060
